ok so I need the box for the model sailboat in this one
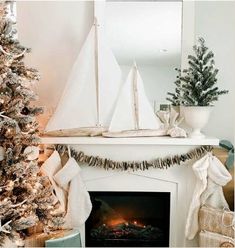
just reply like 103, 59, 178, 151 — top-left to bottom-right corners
45, 18, 122, 136
103, 63, 166, 137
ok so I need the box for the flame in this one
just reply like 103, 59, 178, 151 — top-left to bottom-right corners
107, 217, 126, 227
106, 218, 145, 228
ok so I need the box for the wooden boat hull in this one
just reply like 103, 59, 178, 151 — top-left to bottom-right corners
44, 127, 107, 137
102, 129, 167, 138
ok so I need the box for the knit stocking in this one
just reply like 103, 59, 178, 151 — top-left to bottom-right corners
54, 157, 92, 228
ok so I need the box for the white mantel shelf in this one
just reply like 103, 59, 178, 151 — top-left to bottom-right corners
40, 136, 219, 146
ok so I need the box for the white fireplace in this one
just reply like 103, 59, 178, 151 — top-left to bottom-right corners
80, 167, 180, 247
41, 136, 219, 247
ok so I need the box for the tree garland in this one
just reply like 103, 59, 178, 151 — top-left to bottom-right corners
55, 145, 213, 171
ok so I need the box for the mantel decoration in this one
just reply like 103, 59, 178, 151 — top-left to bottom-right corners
55, 145, 213, 171
0, 2, 63, 246
44, 10, 185, 139
157, 107, 187, 138
45, 16, 122, 137
167, 37, 228, 138
103, 63, 165, 138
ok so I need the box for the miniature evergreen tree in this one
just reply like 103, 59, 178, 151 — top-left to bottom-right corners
166, 68, 184, 106
0, 2, 63, 245
167, 37, 228, 106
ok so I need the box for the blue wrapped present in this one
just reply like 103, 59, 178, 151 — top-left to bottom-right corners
45, 230, 81, 247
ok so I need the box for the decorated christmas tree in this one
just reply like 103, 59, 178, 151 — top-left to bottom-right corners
0, 2, 63, 245
167, 37, 228, 106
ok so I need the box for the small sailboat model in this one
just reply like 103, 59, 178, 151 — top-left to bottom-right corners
45, 17, 122, 136
103, 63, 166, 138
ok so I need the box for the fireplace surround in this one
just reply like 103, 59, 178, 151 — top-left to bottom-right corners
41, 136, 219, 247
85, 191, 170, 247
73, 142, 213, 247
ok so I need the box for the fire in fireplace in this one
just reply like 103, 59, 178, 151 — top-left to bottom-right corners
85, 191, 170, 247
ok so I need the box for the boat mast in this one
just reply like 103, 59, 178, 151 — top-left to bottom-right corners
133, 63, 140, 130
94, 17, 100, 127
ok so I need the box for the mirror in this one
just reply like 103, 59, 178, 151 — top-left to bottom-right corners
104, 1, 182, 110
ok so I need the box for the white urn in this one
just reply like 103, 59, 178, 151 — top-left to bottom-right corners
180, 106, 212, 138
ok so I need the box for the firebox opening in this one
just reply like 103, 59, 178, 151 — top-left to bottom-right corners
85, 191, 170, 247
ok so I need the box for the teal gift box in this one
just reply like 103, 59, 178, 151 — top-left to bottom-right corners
45, 230, 81, 247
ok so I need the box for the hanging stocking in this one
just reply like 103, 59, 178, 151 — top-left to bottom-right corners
185, 153, 210, 240
200, 155, 231, 208
185, 153, 232, 240
54, 148, 92, 229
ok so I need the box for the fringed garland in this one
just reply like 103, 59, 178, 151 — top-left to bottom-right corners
55, 145, 213, 171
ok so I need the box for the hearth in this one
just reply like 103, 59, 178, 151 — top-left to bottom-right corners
85, 191, 170, 247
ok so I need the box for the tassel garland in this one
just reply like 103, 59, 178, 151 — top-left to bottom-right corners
54, 145, 213, 171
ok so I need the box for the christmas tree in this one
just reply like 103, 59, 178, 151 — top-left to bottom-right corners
167, 37, 228, 106
0, 2, 63, 245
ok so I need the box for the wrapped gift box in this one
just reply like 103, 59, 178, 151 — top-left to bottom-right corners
199, 206, 234, 238
24, 230, 69, 247
213, 147, 234, 210
199, 230, 234, 247
45, 230, 81, 247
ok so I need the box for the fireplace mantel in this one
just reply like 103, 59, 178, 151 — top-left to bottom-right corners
41, 136, 219, 146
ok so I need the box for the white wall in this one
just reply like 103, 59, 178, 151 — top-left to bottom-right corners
195, 1, 235, 141
17, 1, 93, 126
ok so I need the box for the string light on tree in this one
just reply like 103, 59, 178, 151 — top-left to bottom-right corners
5, 126, 15, 138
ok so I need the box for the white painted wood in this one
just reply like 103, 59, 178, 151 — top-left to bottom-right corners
71, 144, 201, 247
79, 170, 179, 247
40, 136, 219, 146
40, 134, 212, 246
94, 0, 106, 27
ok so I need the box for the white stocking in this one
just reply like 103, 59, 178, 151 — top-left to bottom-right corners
185, 153, 232, 240
185, 154, 210, 240
54, 157, 92, 228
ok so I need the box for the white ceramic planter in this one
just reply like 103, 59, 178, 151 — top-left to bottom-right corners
180, 106, 212, 138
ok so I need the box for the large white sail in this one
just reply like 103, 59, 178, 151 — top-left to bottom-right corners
104, 64, 164, 137
45, 19, 122, 136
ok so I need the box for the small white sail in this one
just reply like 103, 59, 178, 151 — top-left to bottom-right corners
45, 19, 122, 136
103, 64, 165, 137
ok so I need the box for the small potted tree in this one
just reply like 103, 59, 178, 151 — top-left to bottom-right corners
167, 37, 228, 138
